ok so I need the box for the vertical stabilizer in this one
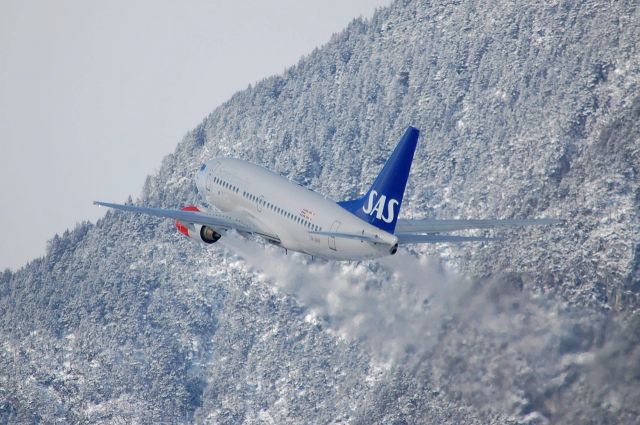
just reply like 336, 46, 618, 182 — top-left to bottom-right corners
338, 126, 419, 233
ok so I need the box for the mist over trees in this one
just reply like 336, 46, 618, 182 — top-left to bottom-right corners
1, 0, 639, 423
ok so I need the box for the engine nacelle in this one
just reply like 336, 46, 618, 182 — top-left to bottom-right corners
176, 206, 222, 244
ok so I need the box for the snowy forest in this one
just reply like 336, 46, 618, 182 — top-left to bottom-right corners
1, 0, 639, 423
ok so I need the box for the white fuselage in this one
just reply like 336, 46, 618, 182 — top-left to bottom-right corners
194, 158, 397, 260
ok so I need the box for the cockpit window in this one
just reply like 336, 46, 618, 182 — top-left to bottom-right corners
199, 163, 206, 171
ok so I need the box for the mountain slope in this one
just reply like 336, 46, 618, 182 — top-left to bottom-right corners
2, 0, 639, 423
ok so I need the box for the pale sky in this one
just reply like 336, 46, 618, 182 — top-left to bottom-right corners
0, 0, 393, 270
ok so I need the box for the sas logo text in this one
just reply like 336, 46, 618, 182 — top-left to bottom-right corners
362, 190, 398, 223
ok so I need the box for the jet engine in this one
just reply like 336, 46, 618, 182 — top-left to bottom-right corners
175, 206, 222, 244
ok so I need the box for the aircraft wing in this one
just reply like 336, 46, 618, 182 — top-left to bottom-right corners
395, 218, 563, 233
94, 201, 279, 241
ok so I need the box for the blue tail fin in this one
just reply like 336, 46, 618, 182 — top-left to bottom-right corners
338, 126, 419, 233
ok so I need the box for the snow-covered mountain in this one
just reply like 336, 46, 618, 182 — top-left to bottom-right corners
2, 0, 639, 423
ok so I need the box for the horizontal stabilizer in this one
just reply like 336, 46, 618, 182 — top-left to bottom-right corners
397, 233, 504, 244
395, 218, 563, 233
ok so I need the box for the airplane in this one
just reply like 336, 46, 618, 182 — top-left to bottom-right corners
95, 126, 561, 261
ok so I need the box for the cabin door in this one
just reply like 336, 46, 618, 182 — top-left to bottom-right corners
328, 220, 341, 251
